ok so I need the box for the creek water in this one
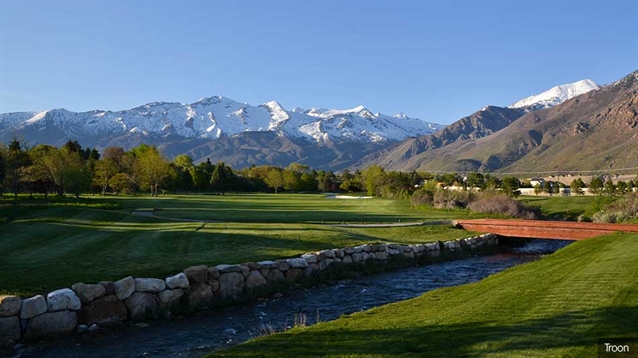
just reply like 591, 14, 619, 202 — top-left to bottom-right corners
15, 239, 571, 358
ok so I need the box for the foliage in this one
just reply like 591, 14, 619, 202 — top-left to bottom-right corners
467, 192, 540, 219
592, 192, 638, 223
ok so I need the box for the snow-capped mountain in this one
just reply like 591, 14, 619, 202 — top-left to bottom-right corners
509, 79, 600, 110
0, 96, 442, 145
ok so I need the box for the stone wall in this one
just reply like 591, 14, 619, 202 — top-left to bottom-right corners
0, 234, 498, 347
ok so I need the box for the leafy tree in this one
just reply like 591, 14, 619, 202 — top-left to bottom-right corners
501, 176, 521, 197
210, 161, 232, 195
109, 173, 132, 194
467, 172, 486, 190
135, 146, 171, 196
94, 159, 118, 195
533, 183, 542, 196
570, 178, 585, 195
283, 170, 301, 192
264, 167, 284, 193
5, 140, 31, 199
588, 177, 604, 196
603, 179, 617, 196
363, 165, 386, 196
617, 181, 628, 195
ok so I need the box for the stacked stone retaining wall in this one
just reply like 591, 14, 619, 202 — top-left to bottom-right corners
0, 233, 498, 347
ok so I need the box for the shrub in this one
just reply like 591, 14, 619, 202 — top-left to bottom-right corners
410, 188, 433, 206
467, 194, 540, 219
592, 193, 638, 223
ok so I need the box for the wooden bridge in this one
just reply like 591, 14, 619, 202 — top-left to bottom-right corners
454, 219, 638, 240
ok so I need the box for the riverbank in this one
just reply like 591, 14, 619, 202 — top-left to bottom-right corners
210, 232, 638, 357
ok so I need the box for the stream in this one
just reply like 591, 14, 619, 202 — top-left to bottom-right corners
14, 239, 571, 358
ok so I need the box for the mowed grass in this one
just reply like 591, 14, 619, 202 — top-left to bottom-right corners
210, 233, 638, 358
0, 195, 477, 296
519, 195, 596, 219
103, 193, 480, 223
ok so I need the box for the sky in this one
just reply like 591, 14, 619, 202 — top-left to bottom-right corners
1, 0, 637, 125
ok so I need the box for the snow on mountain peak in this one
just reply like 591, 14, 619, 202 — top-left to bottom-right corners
509, 79, 600, 110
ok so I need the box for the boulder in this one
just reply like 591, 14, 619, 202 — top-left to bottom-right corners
333, 249, 345, 259
134, 278, 166, 293
47, 289, 81, 312
324, 258, 335, 267
300, 254, 317, 263
286, 258, 309, 268
245, 262, 261, 270
185, 283, 213, 309
207, 266, 220, 279
240, 265, 250, 278
71, 283, 106, 304
285, 268, 304, 281
166, 273, 190, 289
244, 271, 267, 290
99, 281, 116, 295
342, 255, 353, 264
79, 295, 127, 326
0, 316, 20, 347
275, 260, 289, 271
257, 260, 276, 269
124, 292, 158, 322
184, 265, 208, 283
352, 253, 363, 263
216, 264, 242, 273
207, 279, 220, 291
343, 247, 354, 254
0, 295, 21, 317
157, 289, 184, 306
375, 251, 388, 260
217, 272, 245, 300
20, 295, 47, 320
24, 310, 77, 340
114, 276, 135, 301
404, 252, 415, 259
266, 269, 285, 282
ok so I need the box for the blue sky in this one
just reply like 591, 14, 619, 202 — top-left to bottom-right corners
1, 1, 637, 124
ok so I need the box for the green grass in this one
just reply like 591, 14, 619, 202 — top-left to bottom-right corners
0, 195, 478, 296
101, 193, 481, 223
210, 233, 638, 357
519, 195, 596, 220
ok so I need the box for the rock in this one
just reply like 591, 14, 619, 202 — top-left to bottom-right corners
185, 283, 213, 309
286, 258, 309, 268
114, 276, 135, 301
303, 266, 313, 277
324, 258, 335, 267
342, 255, 353, 264
0, 295, 21, 317
272, 293, 284, 299
240, 265, 250, 278
244, 271, 267, 290
124, 292, 158, 322
300, 254, 317, 263
207, 266, 220, 279
245, 262, 261, 270
375, 251, 388, 260
285, 268, 304, 281
157, 289, 184, 306
71, 283, 106, 304
266, 269, 285, 282
217, 272, 245, 300
47, 289, 81, 312
320, 249, 335, 259
24, 310, 77, 340
99, 281, 116, 295
404, 251, 415, 259
275, 260, 289, 271
310, 263, 319, 271
79, 295, 127, 326
207, 279, 220, 291
0, 316, 20, 347
184, 265, 208, 283
76, 324, 88, 333
257, 260, 276, 269
343, 247, 354, 254
318, 260, 327, 270
352, 253, 363, 263
216, 264, 242, 273
20, 295, 47, 320
333, 249, 345, 259
166, 273, 190, 289
134, 278, 166, 293
88, 324, 99, 332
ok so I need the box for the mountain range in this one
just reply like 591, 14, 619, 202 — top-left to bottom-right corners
2, 72, 632, 173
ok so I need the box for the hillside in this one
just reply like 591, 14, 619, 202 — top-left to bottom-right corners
378, 70, 638, 173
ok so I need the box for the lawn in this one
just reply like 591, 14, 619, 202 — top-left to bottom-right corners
518, 195, 597, 220
210, 232, 638, 357
0, 194, 478, 296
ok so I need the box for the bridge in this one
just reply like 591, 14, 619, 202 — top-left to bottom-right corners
454, 219, 638, 240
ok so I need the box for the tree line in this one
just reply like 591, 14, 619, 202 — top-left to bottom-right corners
0, 139, 636, 199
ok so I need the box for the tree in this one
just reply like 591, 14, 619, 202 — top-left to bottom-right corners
570, 178, 585, 195
93, 159, 118, 195
501, 176, 521, 197
363, 165, 386, 196
533, 183, 542, 196
135, 146, 171, 196
210, 162, 232, 195
617, 181, 628, 195
588, 177, 604, 196
5, 140, 31, 199
31, 146, 89, 197
283, 170, 300, 192
603, 179, 617, 196
264, 168, 284, 193
467, 172, 486, 190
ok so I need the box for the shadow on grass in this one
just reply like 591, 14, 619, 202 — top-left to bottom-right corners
215, 306, 638, 357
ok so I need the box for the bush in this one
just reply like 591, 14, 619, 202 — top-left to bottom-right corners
591, 193, 638, 223
410, 188, 433, 206
467, 194, 540, 219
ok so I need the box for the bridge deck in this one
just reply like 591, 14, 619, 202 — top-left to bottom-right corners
454, 219, 638, 240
